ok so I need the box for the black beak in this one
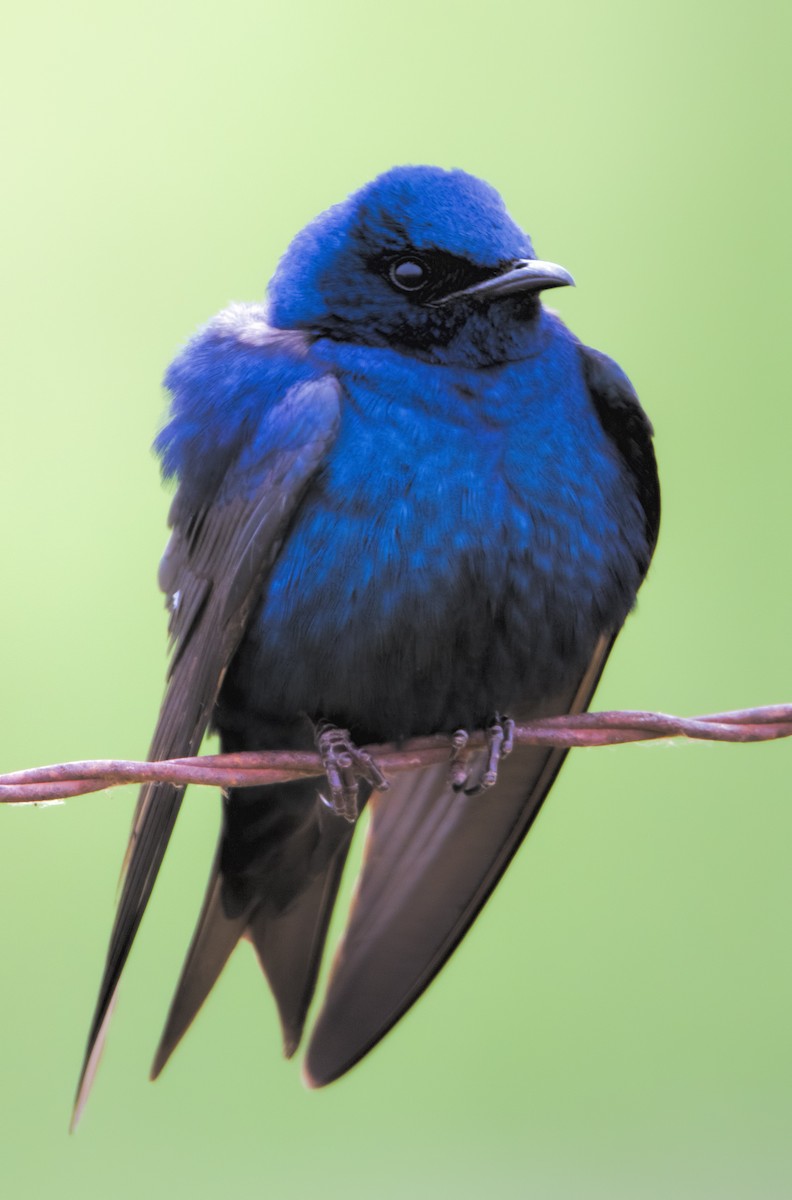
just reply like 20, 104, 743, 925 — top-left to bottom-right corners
433, 258, 575, 306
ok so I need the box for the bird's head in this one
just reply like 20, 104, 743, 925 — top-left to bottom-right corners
267, 166, 573, 363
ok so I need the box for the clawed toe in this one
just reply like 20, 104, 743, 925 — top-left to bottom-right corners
449, 729, 472, 791
448, 716, 515, 795
315, 721, 389, 822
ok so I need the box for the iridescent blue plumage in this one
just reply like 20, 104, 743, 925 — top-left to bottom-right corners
190, 317, 645, 739
75, 165, 658, 1115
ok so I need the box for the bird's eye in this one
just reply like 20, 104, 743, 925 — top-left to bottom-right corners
389, 257, 429, 292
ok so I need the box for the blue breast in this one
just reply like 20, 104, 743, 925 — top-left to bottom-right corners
225, 312, 647, 741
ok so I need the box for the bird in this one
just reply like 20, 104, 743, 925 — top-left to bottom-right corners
73, 164, 659, 1123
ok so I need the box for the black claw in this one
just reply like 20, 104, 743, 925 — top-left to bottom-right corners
315, 723, 388, 822
463, 773, 497, 797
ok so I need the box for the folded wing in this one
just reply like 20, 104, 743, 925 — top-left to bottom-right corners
72, 372, 340, 1125
304, 638, 612, 1086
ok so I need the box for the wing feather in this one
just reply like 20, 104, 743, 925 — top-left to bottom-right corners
304, 636, 613, 1087
72, 375, 340, 1125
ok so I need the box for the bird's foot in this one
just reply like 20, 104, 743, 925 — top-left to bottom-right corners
449, 716, 515, 796
315, 722, 389, 823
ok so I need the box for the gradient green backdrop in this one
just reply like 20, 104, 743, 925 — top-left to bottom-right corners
2, 3, 790, 1197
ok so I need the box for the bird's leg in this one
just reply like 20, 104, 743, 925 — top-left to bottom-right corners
314, 721, 389, 823
451, 715, 515, 796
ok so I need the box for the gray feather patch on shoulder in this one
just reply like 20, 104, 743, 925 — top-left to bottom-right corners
209, 303, 309, 354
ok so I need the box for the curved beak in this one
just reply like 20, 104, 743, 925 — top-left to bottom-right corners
434, 258, 575, 306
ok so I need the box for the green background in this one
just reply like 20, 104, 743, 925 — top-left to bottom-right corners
2, 2, 790, 1197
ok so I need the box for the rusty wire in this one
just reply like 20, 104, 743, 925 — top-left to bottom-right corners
1, 704, 790, 806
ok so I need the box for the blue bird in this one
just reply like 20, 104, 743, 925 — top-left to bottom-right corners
74, 165, 659, 1120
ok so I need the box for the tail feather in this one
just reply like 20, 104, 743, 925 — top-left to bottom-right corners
247, 817, 352, 1056
150, 785, 358, 1079
150, 853, 248, 1079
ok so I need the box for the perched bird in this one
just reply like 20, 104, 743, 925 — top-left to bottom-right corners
74, 165, 659, 1122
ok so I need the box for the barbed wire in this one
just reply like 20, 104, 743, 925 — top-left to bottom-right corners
1, 704, 790, 806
